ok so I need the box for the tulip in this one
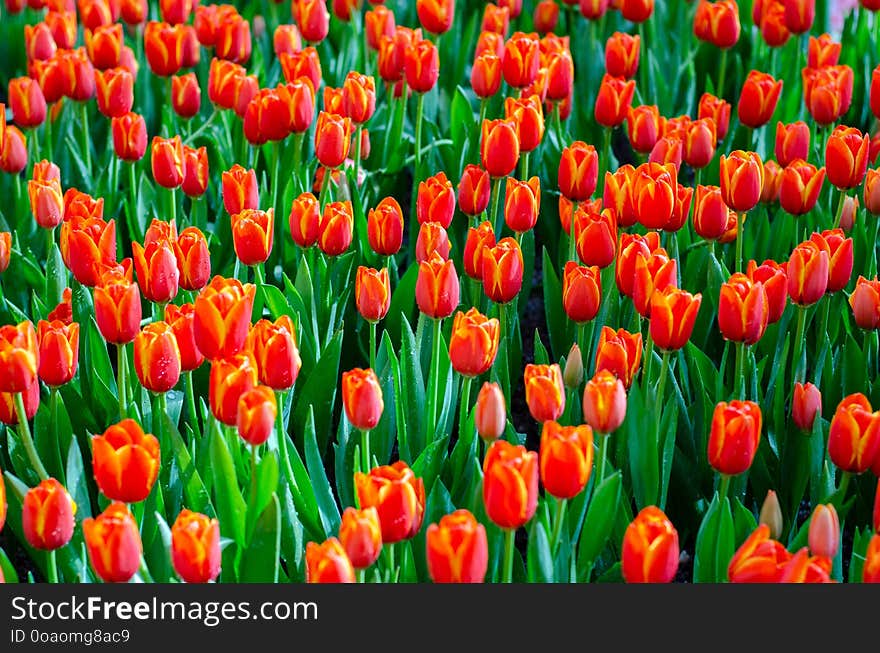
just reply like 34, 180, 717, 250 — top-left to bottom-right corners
335, 507, 383, 572
288, 192, 321, 250
524, 363, 565, 423
694, 0, 741, 48
630, 162, 677, 230
825, 125, 869, 190
0, 321, 39, 395
0, 469, 5, 532
808, 504, 839, 559
737, 71, 783, 129
562, 262, 602, 324
367, 196, 403, 256
306, 538, 355, 583
483, 4, 510, 34
808, 33, 840, 68
231, 209, 274, 267
83, 502, 142, 583
28, 178, 64, 231
787, 241, 828, 306
0, 232, 10, 275
558, 141, 599, 202
718, 274, 769, 345
458, 165, 491, 217
365, 6, 395, 51
133, 322, 181, 394
236, 385, 277, 447
214, 14, 251, 64
170, 72, 200, 119
341, 367, 384, 433
696, 93, 729, 142
132, 237, 179, 305
209, 353, 258, 427
193, 276, 256, 361
208, 58, 255, 111
746, 259, 788, 324
403, 38, 439, 96
605, 31, 640, 79
682, 118, 716, 170
220, 166, 259, 217
583, 369, 627, 434
143, 21, 187, 77
417, 172, 455, 228
314, 111, 353, 170
803, 65, 853, 126
274, 24, 303, 57
0, 125, 27, 174
616, 231, 660, 297
426, 509, 488, 583
94, 264, 142, 345
572, 207, 616, 269
632, 249, 678, 318
778, 160, 825, 216
243, 86, 298, 145
594, 326, 642, 389
504, 95, 544, 154
176, 146, 209, 198
719, 150, 764, 212
415, 252, 459, 319
24, 22, 56, 62
246, 317, 302, 392
150, 135, 185, 190
279, 47, 322, 91
784, 0, 815, 33
759, 1, 791, 47
827, 393, 880, 474
171, 509, 221, 583
318, 201, 354, 257
92, 419, 160, 503
649, 287, 702, 351
810, 229, 852, 293
622, 506, 679, 583
503, 176, 540, 234
864, 535, 880, 583
448, 308, 500, 378
474, 381, 506, 442
728, 524, 792, 582
849, 276, 880, 330
865, 169, 880, 215
481, 237, 523, 304
0, 377, 39, 427
539, 421, 594, 500
545, 49, 573, 100
595, 74, 635, 128
36, 320, 78, 387
626, 105, 661, 154
792, 382, 821, 431
775, 121, 810, 168
111, 112, 147, 162
171, 226, 209, 292
502, 31, 540, 89
760, 159, 782, 205
481, 118, 520, 178
691, 185, 728, 241
355, 462, 425, 544
22, 478, 75, 551
9, 76, 47, 128
604, 165, 638, 228
164, 304, 204, 372
483, 439, 539, 529
708, 400, 763, 476
354, 266, 391, 325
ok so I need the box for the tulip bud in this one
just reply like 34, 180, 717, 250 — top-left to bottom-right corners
787, 241, 829, 306
759, 490, 784, 539
481, 118, 520, 178
22, 478, 76, 551
524, 363, 565, 423
849, 276, 880, 330
171, 509, 221, 583
475, 381, 506, 442
481, 237, 523, 304
828, 393, 880, 474
28, 177, 64, 231
426, 509, 488, 583
562, 344, 584, 390
483, 440, 539, 529
306, 537, 355, 583
236, 385, 277, 447
83, 502, 142, 583
295, 0, 331, 44
319, 201, 354, 257
708, 400, 763, 476
355, 461, 426, 543
449, 308, 500, 378
791, 381, 822, 432
502, 31, 540, 89
339, 506, 382, 570
808, 503, 839, 559
342, 368, 384, 431
92, 419, 160, 503
583, 369, 627, 434
622, 506, 679, 583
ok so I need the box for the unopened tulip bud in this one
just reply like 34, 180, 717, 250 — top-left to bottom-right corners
474, 381, 506, 442
758, 490, 783, 539
808, 503, 840, 559
563, 344, 583, 389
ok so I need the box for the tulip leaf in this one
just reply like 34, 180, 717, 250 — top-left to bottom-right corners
0, 547, 20, 584
542, 248, 567, 361
245, 451, 280, 547
278, 483, 305, 583
412, 434, 451, 500
34, 390, 73, 484
693, 493, 721, 583
64, 433, 92, 521
44, 242, 65, 307
715, 497, 736, 583
240, 493, 282, 583
527, 520, 554, 583
209, 419, 247, 548
576, 471, 621, 582
292, 327, 343, 456
304, 406, 341, 536
731, 498, 758, 550
848, 527, 872, 584
399, 314, 427, 459
164, 413, 212, 516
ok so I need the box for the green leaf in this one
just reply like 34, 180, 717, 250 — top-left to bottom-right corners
246, 451, 280, 546
240, 493, 282, 582
576, 471, 621, 582
209, 421, 247, 547
304, 406, 341, 535
527, 520, 554, 583
164, 413, 212, 515
694, 494, 721, 583
292, 328, 342, 455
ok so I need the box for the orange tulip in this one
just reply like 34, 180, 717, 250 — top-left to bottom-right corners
164, 303, 204, 372
417, 172, 455, 229
562, 261, 602, 324
697, 92, 730, 141
132, 236, 179, 305
502, 31, 540, 88
0, 124, 27, 175
458, 165, 491, 217
471, 52, 503, 99
365, 6, 395, 51
63, 213, 117, 288
342, 368, 384, 431
595, 74, 635, 128
94, 263, 142, 345
708, 400, 762, 475
691, 185, 728, 241
474, 381, 506, 442
594, 326, 642, 389
366, 196, 403, 256
171, 509, 221, 583
209, 352, 258, 427
605, 31, 640, 79
288, 191, 321, 250
426, 509, 488, 583
649, 287, 702, 351
682, 118, 717, 170
133, 322, 181, 393
221, 165, 259, 217
9, 76, 47, 128
539, 421, 594, 500
24, 22, 56, 62
151, 135, 185, 189
181, 145, 208, 197
583, 369, 627, 433
0, 468, 5, 532
807, 503, 839, 559
694, 0, 741, 48
809, 229, 852, 293
144, 20, 186, 77
572, 207, 616, 269
173, 226, 210, 292
558, 141, 599, 202
193, 276, 256, 361
625, 104, 661, 154
632, 248, 678, 318
306, 537, 355, 583
236, 385, 277, 446
778, 160, 825, 216
231, 209, 274, 266
621, 506, 679, 583
482, 4, 510, 34
294, 0, 330, 43
825, 125, 869, 190
404, 37, 439, 94
719, 150, 764, 212
448, 308, 500, 378
615, 231, 660, 297
355, 461, 425, 543
36, 319, 78, 387
503, 176, 540, 234
482, 439, 539, 529
504, 94, 544, 153
83, 502, 142, 583
775, 121, 810, 168
111, 111, 147, 161
737, 70, 783, 129
790, 381, 821, 431
787, 241, 828, 306
314, 111, 353, 169
413, 253, 458, 319
0, 321, 39, 394
808, 33, 840, 68
342, 72, 375, 125
603, 165, 637, 228
28, 177, 63, 230
849, 276, 880, 330
630, 162, 677, 230
246, 316, 302, 391
863, 534, 880, 583
827, 393, 880, 474
169, 72, 200, 119
728, 524, 792, 582
718, 274, 769, 345
481, 118, 520, 178
802, 65, 853, 126
864, 169, 880, 215
22, 478, 76, 551
92, 418, 160, 503
317, 200, 353, 257
0, 232, 11, 275
481, 237, 523, 304
338, 506, 382, 570
355, 266, 391, 324
524, 363, 565, 423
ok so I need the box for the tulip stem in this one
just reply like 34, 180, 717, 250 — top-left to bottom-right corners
318, 164, 332, 211
249, 444, 259, 505
47, 549, 58, 583
793, 305, 808, 385
655, 350, 670, 407
734, 341, 746, 400
642, 335, 655, 387
459, 375, 472, 440
128, 162, 138, 237
414, 92, 425, 174
184, 370, 199, 436
832, 189, 847, 230
837, 470, 851, 503
520, 151, 530, 179
168, 188, 177, 227
354, 124, 363, 189
117, 343, 128, 419
427, 317, 443, 436
502, 528, 516, 583
80, 102, 91, 176
576, 323, 586, 366
291, 132, 304, 194
356, 568, 366, 584
361, 429, 371, 475
138, 557, 154, 583
14, 391, 49, 481
735, 211, 745, 273
717, 47, 728, 100
271, 141, 282, 275
44, 115, 53, 163
718, 474, 731, 501
553, 102, 564, 143
490, 176, 503, 235
369, 320, 377, 372
596, 433, 609, 482
602, 127, 612, 178
550, 498, 568, 554
479, 98, 488, 125
383, 542, 395, 583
